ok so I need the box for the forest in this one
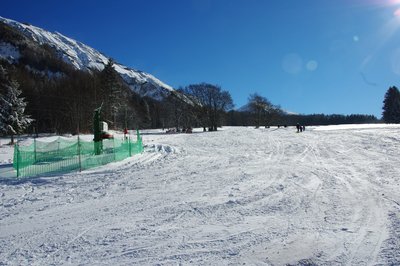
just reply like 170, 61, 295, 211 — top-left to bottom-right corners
0, 56, 380, 136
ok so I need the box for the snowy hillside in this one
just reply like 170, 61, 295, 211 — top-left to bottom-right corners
1, 125, 400, 264
0, 16, 174, 100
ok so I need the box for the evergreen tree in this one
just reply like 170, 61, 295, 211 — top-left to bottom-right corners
0, 67, 33, 144
382, 86, 400, 123
100, 59, 122, 128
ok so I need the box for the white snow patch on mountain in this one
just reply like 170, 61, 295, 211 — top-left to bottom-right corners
24, 65, 64, 79
236, 103, 251, 112
0, 42, 20, 63
282, 109, 299, 115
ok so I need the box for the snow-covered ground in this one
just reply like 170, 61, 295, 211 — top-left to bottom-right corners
1, 125, 400, 265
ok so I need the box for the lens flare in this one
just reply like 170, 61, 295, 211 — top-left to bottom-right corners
358, 0, 400, 70
353, 0, 400, 7
282, 53, 303, 74
306, 61, 318, 72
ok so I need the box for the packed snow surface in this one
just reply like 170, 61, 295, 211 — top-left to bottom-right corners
1, 125, 400, 265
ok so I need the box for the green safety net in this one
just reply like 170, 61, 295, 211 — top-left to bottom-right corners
13, 131, 143, 178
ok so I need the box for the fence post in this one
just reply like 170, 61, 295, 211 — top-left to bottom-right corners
34, 138, 37, 163
16, 144, 20, 178
135, 129, 139, 153
136, 129, 143, 153
113, 138, 116, 161
78, 136, 82, 172
128, 134, 132, 157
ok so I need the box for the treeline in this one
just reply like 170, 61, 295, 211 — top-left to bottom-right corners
226, 93, 379, 127
2, 59, 159, 134
281, 114, 378, 126
227, 111, 379, 127
227, 110, 381, 127
0, 53, 380, 134
1, 58, 234, 133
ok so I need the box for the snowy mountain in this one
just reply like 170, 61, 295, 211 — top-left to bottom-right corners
0, 16, 174, 101
236, 103, 252, 112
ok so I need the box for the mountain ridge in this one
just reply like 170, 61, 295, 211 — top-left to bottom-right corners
0, 16, 174, 101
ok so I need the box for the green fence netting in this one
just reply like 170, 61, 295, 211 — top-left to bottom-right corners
13, 131, 143, 178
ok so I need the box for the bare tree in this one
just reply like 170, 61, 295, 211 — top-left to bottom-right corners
247, 93, 273, 128
183, 83, 233, 131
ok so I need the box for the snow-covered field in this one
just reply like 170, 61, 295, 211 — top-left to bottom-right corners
1, 125, 400, 265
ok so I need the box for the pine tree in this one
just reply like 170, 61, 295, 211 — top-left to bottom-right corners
0, 67, 33, 144
100, 59, 122, 128
382, 86, 400, 123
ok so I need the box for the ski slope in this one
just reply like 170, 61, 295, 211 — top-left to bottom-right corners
1, 125, 400, 265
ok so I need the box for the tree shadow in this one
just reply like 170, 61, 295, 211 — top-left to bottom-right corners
0, 164, 66, 186
0, 175, 53, 186
0, 163, 13, 169
141, 131, 206, 135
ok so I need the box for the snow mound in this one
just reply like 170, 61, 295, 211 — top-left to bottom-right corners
145, 144, 175, 154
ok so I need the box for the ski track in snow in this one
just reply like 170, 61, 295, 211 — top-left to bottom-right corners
0, 126, 400, 265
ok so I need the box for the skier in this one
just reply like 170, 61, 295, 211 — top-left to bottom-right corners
296, 123, 300, 133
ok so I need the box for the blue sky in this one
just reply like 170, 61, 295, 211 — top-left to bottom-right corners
2, 0, 400, 117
